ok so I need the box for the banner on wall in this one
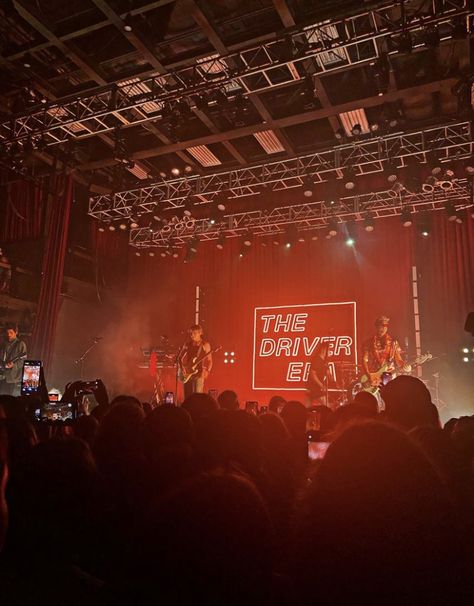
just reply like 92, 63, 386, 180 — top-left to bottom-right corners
252, 302, 357, 391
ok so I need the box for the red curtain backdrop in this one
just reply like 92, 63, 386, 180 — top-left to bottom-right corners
124, 216, 416, 401
0, 178, 44, 243
415, 212, 474, 354
31, 174, 73, 372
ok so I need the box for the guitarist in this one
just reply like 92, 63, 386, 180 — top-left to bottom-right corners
361, 316, 411, 392
178, 324, 212, 398
0, 323, 27, 396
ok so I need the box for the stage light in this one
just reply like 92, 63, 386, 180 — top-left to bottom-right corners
148, 251, 155, 257
364, 214, 375, 232
242, 232, 253, 247
298, 234, 306, 243
335, 128, 345, 141
445, 204, 458, 222
224, 351, 236, 364
345, 221, 356, 246
284, 225, 297, 248
98, 225, 106, 233
344, 166, 357, 190
22, 53, 32, 68
171, 167, 180, 177
215, 192, 227, 212
272, 235, 280, 246
311, 233, 319, 241
108, 224, 116, 232
216, 233, 226, 250
401, 207, 413, 227
183, 196, 194, 217
327, 219, 338, 237
135, 251, 141, 257
422, 175, 438, 193
388, 181, 405, 197
123, 13, 133, 32
351, 123, 362, 136
463, 357, 469, 363
385, 160, 399, 183
119, 223, 127, 230
462, 347, 469, 353
302, 175, 314, 197
189, 237, 199, 254
438, 169, 455, 190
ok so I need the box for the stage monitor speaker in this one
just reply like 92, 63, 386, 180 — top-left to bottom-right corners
465, 312, 474, 336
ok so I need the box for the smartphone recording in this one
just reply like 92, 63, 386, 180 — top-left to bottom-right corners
37, 402, 76, 423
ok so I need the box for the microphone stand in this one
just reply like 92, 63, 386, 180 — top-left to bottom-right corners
175, 342, 186, 404
74, 337, 102, 380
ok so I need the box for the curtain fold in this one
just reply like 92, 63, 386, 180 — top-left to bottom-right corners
31, 174, 73, 372
0, 178, 44, 243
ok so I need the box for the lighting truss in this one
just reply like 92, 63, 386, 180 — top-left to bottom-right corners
88, 120, 473, 221
1, 0, 469, 149
128, 180, 473, 248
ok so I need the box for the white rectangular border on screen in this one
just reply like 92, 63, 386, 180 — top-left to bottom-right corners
252, 301, 358, 391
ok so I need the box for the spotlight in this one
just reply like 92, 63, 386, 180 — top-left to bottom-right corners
160, 250, 167, 258
130, 219, 139, 229
189, 237, 199, 254
108, 224, 116, 232
148, 251, 155, 257
171, 167, 180, 177
284, 225, 297, 248
297, 234, 306, 243
327, 219, 338, 237
272, 234, 280, 246
98, 225, 106, 233
302, 175, 314, 198
422, 175, 438, 193
22, 53, 32, 68
385, 160, 399, 183
438, 169, 455, 191
364, 213, 375, 232
119, 222, 127, 230
388, 181, 405, 197
216, 233, 226, 250
345, 221, 356, 246
445, 203, 458, 222
183, 196, 195, 217
135, 251, 141, 257
344, 166, 357, 191
400, 207, 413, 227
123, 13, 133, 32
242, 232, 253, 247
311, 233, 319, 241
215, 192, 227, 212
351, 123, 362, 136
335, 128, 345, 141
184, 164, 193, 174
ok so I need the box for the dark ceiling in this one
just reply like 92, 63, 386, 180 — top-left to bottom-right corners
0, 0, 472, 192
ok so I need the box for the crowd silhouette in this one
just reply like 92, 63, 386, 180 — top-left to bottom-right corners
0, 376, 473, 604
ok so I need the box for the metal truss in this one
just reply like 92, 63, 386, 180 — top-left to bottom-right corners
1, 0, 469, 149
128, 180, 473, 248
88, 120, 473, 220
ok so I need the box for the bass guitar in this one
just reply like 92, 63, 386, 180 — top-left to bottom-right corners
178, 345, 222, 384
359, 352, 433, 394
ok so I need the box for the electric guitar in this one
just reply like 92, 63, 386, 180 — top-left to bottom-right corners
0, 352, 27, 381
359, 352, 433, 394
178, 345, 222, 384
